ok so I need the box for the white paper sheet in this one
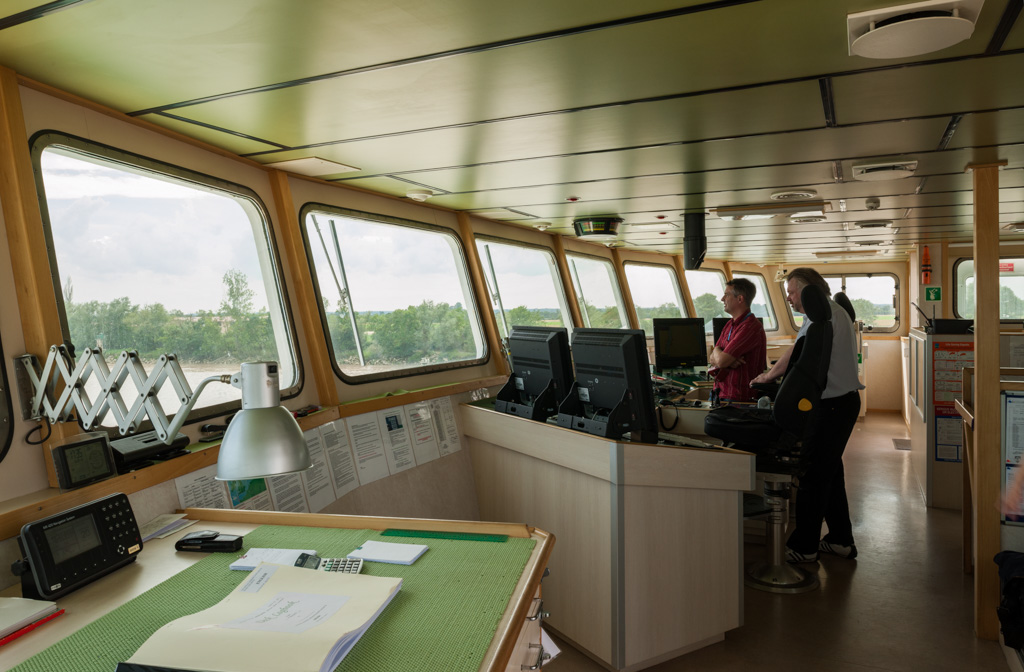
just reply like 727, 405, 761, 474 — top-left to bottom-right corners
267, 473, 310, 512
346, 540, 427, 565
429, 397, 462, 456
321, 420, 360, 496
347, 412, 390, 485
230, 548, 318, 571
378, 408, 416, 475
175, 465, 231, 510
405, 402, 441, 465
301, 429, 337, 512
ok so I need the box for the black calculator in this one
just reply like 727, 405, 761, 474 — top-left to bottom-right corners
294, 552, 363, 573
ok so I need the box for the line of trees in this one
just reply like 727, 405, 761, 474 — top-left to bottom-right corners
64, 270, 278, 363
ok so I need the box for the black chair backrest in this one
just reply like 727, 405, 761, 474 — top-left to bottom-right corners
772, 284, 832, 437
834, 291, 856, 322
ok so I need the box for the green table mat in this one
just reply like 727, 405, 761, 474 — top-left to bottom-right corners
12, 526, 536, 672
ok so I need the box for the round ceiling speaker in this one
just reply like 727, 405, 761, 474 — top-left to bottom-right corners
573, 216, 623, 241
851, 10, 975, 59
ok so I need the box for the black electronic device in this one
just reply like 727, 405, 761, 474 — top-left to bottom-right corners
111, 430, 190, 474
653, 318, 708, 373
49, 431, 118, 491
174, 530, 243, 553
556, 328, 658, 443
712, 316, 765, 345
495, 326, 574, 421
11, 493, 142, 600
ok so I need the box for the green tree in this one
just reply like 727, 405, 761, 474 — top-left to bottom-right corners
850, 298, 878, 325
693, 293, 726, 330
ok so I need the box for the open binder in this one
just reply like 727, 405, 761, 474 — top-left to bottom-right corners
118, 563, 401, 672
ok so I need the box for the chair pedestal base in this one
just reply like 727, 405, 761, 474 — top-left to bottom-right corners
745, 473, 819, 594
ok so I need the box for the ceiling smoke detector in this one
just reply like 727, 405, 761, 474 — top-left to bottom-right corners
847, 0, 983, 59
573, 216, 623, 241
851, 159, 918, 181
771, 189, 818, 201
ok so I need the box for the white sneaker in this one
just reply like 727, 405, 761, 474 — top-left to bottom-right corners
819, 540, 858, 559
785, 548, 818, 563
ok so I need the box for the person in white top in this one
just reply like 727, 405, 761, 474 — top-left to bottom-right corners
751, 267, 865, 563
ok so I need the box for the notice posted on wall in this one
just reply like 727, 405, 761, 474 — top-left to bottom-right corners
320, 420, 359, 497
429, 397, 462, 456
226, 478, 273, 511
346, 412, 390, 485
1004, 393, 1024, 466
378, 407, 416, 475
300, 429, 337, 513
1005, 464, 1024, 524
267, 473, 310, 513
405, 401, 441, 465
175, 464, 231, 510
932, 341, 973, 463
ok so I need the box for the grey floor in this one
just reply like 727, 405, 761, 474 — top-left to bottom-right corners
545, 413, 1010, 672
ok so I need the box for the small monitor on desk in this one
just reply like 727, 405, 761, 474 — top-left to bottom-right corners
653, 318, 708, 374
556, 328, 657, 443
495, 326, 574, 421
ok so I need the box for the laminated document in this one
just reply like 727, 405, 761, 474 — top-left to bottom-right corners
347, 539, 427, 565
121, 564, 401, 672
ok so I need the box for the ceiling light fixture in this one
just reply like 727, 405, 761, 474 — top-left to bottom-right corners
1003, 222, 1024, 232
532, 222, 552, 231
712, 201, 831, 221
852, 159, 918, 181
790, 213, 828, 223
406, 189, 434, 201
815, 249, 881, 258
264, 157, 359, 176
847, 0, 983, 59
852, 219, 895, 229
770, 189, 818, 200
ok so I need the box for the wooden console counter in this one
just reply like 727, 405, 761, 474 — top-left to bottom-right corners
460, 403, 755, 671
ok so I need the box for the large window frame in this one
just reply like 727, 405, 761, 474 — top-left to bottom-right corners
301, 204, 488, 384
475, 236, 573, 341
31, 131, 301, 429
566, 253, 629, 329
953, 257, 1024, 323
623, 261, 688, 338
732, 271, 779, 332
684, 268, 729, 333
783, 272, 900, 332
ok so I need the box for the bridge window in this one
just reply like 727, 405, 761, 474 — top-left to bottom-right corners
33, 134, 298, 422
732, 272, 778, 331
954, 258, 1024, 321
566, 254, 628, 328
303, 207, 486, 381
684, 269, 728, 333
624, 262, 687, 338
476, 238, 571, 340
784, 273, 898, 332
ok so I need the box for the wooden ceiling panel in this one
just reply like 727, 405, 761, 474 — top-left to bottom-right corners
833, 52, 1024, 125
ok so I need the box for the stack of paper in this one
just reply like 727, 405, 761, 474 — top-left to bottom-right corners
122, 564, 402, 672
1, 597, 60, 642
229, 548, 317, 571
347, 539, 428, 565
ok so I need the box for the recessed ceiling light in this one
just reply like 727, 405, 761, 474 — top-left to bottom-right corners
790, 213, 828, 223
264, 157, 360, 176
712, 201, 831, 221
771, 189, 818, 201
851, 159, 918, 181
1003, 222, 1024, 232
853, 219, 895, 229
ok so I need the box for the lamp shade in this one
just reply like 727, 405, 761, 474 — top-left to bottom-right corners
215, 362, 311, 480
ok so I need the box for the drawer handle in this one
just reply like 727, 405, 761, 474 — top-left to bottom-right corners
521, 643, 550, 671
525, 598, 548, 621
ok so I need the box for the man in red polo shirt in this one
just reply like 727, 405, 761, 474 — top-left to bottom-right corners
709, 278, 767, 403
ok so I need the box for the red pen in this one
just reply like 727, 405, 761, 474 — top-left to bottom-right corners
0, 609, 65, 646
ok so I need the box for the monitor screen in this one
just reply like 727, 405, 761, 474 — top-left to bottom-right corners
557, 328, 657, 443
495, 326, 573, 421
653, 318, 708, 373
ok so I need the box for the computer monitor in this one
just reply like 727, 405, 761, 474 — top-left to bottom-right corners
556, 328, 657, 443
653, 318, 708, 373
712, 316, 764, 345
495, 326, 574, 421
